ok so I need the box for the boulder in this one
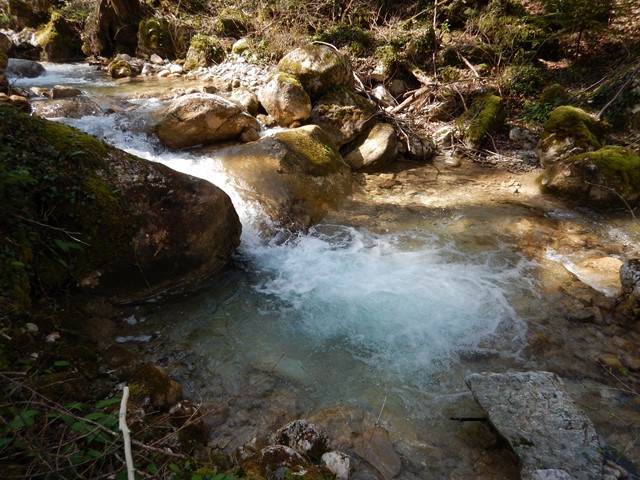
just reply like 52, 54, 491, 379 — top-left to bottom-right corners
6, 58, 45, 78
215, 125, 352, 230
257, 71, 311, 127
617, 258, 640, 322
399, 131, 437, 162
0, 106, 241, 309
274, 419, 328, 459
322, 451, 350, 480
344, 122, 398, 171
154, 93, 260, 149
540, 146, 640, 208
107, 58, 133, 78
183, 34, 225, 71
465, 371, 603, 480
310, 86, 378, 147
457, 93, 505, 150
31, 97, 101, 118
277, 43, 354, 100
50, 85, 82, 99
536, 106, 608, 167
227, 87, 260, 116
35, 12, 84, 61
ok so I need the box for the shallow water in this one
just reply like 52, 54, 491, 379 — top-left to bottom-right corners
12, 63, 640, 477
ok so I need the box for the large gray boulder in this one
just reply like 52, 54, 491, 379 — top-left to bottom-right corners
466, 371, 602, 480
155, 93, 260, 149
215, 125, 352, 230
310, 87, 377, 147
258, 71, 311, 127
344, 122, 398, 172
277, 43, 354, 100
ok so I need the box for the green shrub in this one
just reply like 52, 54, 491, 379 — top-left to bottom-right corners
501, 63, 546, 96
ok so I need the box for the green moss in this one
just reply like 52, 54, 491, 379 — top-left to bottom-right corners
459, 93, 505, 148
184, 34, 225, 70
137, 18, 173, 58
540, 83, 570, 106
541, 105, 608, 150
35, 11, 83, 61
275, 128, 343, 176
577, 146, 640, 191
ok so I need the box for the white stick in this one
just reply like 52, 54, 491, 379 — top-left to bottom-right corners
119, 386, 135, 480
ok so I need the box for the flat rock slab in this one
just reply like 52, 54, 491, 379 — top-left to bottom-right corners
465, 371, 602, 480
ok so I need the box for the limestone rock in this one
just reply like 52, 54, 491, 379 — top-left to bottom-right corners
155, 93, 260, 149
6, 58, 45, 78
278, 43, 354, 100
353, 427, 402, 480
0, 107, 241, 305
540, 146, 640, 209
258, 71, 311, 127
50, 85, 82, 99
184, 34, 225, 71
215, 125, 352, 230
617, 258, 640, 321
536, 106, 608, 167
275, 419, 328, 459
344, 122, 398, 171
322, 451, 350, 480
107, 58, 133, 79
227, 87, 260, 116
466, 371, 603, 480
310, 87, 377, 147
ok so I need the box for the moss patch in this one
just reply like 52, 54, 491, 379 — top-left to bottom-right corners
578, 146, 640, 192
275, 127, 344, 176
184, 34, 225, 70
459, 93, 505, 148
540, 106, 608, 150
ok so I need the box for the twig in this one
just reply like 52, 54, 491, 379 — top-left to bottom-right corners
585, 181, 639, 223
119, 386, 135, 480
457, 52, 480, 78
10, 213, 91, 246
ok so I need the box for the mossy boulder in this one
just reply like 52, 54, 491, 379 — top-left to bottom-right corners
278, 43, 354, 100
183, 34, 225, 71
154, 93, 261, 149
536, 106, 609, 167
137, 18, 174, 59
540, 84, 571, 106
35, 12, 84, 61
129, 364, 183, 411
215, 125, 352, 231
107, 58, 133, 78
310, 86, 378, 147
0, 105, 241, 312
458, 93, 505, 150
258, 71, 311, 127
540, 146, 640, 209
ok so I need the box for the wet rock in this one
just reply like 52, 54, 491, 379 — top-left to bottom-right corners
398, 131, 436, 162
50, 85, 82, 99
31, 96, 101, 118
344, 122, 398, 172
107, 58, 133, 78
466, 371, 603, 480
275, 419, 328, 459
0, 92, 30, 111
215, 125, 352, 230
154, 92, 260, 149
617, 259, 640, 322
353, 427, 402, 480
536, 106, 608, 167
311, 87, 378, 147
277, 42, 354, 100
258, 71, 311, 127
6, 58, 45, 78
322, 451, 350, 480
598, 353, 625, 371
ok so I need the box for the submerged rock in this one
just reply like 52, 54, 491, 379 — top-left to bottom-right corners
6, 58, 45, 78
154, 92, 260, 149
466, 371, 603, 480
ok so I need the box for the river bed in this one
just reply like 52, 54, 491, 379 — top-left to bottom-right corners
12, 62, 640, 478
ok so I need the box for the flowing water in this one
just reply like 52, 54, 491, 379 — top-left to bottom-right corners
12, 63, 640, 477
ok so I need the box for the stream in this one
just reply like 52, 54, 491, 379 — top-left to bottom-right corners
12, 62, 640, 478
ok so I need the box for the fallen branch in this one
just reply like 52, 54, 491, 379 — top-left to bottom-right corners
119, 386, 135, 480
